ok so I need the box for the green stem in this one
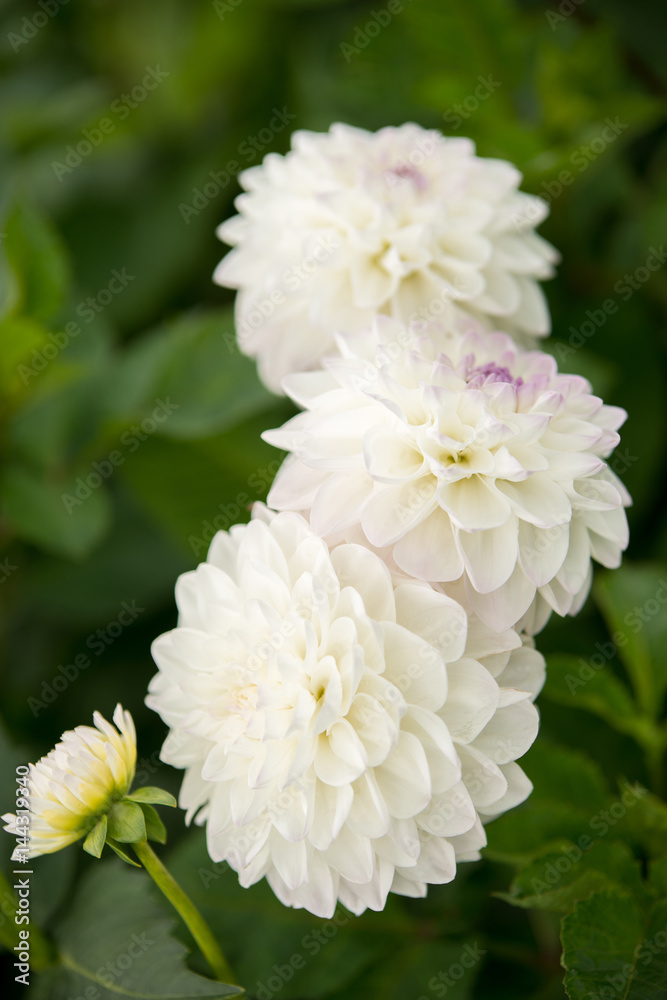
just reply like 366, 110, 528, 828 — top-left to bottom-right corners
132, 840, 238, 986
0, 867, 55, 970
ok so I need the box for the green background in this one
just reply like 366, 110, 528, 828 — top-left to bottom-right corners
1, 0, 666, 997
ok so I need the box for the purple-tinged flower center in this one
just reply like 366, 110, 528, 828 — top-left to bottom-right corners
387, 162, 428, 191
466, 361, 523, 389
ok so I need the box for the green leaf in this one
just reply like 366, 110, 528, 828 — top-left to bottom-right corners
2, 201, 70, 323
561, 892, 667, 1000
594, 564, 667, 714
83, 815, 108, 859
30, 861, 241, 998
485, 742, 610, 864
139, 804, 168, 845
542, 653, 658, 749
1, 462, 112, 559
127, 787, 177, 807
119, 409, 288, 552
498, 840, 644, 914
103, 308, 274, 439
618, 789, 667, 861
105, 838, 142, 867
0, 315, 49, 397
6, 317, 115, 471
107, 800, 147, 844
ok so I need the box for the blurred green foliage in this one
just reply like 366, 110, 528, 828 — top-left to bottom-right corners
0, 0, 666, 997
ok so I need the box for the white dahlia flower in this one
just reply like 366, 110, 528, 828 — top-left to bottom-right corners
147, 507, 543, 918
214, 122, 559, 392
264, 320, 630, 633
2, 705, 136, 860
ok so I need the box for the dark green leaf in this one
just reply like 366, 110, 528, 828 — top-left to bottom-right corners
594, 564, 667, 713
498, 840, 644, 914
543, 653, 658, 749
561, 892, 667, 1000
103, 308, 274, 439
30, 861, 241, 998
485, 742, 610, 864
1, 463, 112, 559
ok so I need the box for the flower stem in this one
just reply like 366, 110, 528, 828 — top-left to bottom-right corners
132, 840, 238, 986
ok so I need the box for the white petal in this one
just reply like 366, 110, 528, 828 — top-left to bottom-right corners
375, 732, 432, 819
361, 477, 437, 547
440, 658, 500, 744
518, 519, 569, 587
439, 477, 512, 531
393, 583, 468, 662
382, 622, 447, 711
330, 542, 395, 622
315, 721, 368, 786
456, 744, 507, 809
417, 781, 477, 837
496, 476, 572, 529
467, 563, 536, 632
393, 508, 465, 582
457, 520, 518, 594
478, 762, 533, 819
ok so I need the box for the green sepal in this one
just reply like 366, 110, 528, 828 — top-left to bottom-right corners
139, 803, 167, 844
82, 814, 107, 858
105, 837, 141, 867
107, 800, 147, 843
126, 786, 177, 808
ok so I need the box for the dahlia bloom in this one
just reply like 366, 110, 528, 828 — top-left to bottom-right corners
214, 122, 558, 392
264, 320, 630, 633
2, 705, 136, 859
147, 508, 543, 917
